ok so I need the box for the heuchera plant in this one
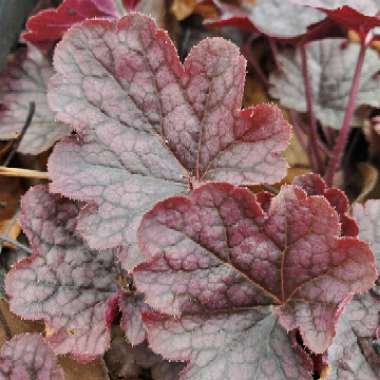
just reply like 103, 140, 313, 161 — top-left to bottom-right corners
1, 1, 380, 379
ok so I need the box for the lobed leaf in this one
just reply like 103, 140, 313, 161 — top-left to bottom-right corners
0, 333, 64, 380
270, 38, 380, 129
327, 287, 380, 379
134, 182, 377, 357
5, 185, 149, 359
353, 199, 380, 272
205, 0, 325, 39
47, 13, 290, 269
0, 46, 70, 155
22, 0, 117, 50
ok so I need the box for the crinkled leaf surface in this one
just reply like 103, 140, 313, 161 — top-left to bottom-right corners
48, 13, 290, 269
327, 287, 380, 379
353, 199, 380, 272
0, 46, 70, 154
270, 38, 380, 129
205, 0, 325, 38
5, 185, 149, 359
134, 182, 376, 358
0, 333, 64, 380
143, 310, 313, 380
292, 173, 358, 236
22, 0, 117, 49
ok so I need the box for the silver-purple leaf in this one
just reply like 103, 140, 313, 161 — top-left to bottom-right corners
143, 309, 313, 380
0, 333, 64, 380
134, 182, 377, 356
328, 288, 380, 379
269, 38, 380, 129
5, 185, 149, 359
0, 46, 70, 154
47, 13, 290, 269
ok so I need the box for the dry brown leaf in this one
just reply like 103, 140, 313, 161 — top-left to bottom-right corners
0, 177, 22, 248
355, 162, 379, 203
284, 132, 310, 168
243, 74, 268, 107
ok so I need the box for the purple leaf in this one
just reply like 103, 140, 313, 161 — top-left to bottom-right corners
353, 200, 380, 272
143, 310, 313, 380
134, 182, 377, 356
328, 287, 380, 379
269, 38, 380, 129
0, 333, 64, 380
205, 0, 325, 39
5, 185, 149, 359
47, 13, 290, 269
0, 46, 70, 154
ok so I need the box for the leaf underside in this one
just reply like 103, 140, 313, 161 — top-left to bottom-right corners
269, 38, 380, 130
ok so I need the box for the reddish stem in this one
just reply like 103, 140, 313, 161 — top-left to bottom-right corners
242, 42, 269, 88
324, 40, 369, 186
300, 43, 323, 173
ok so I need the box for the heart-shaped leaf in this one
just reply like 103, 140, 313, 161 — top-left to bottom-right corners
134, 182, 377, 357
48, 13, 290, 269
0, 333, 64, 380
270, 38, 380, 129
0, 46, 70, 154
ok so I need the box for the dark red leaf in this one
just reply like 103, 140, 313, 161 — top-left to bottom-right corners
22, 0, 117, 49
292, 173, 358, 236
204, 0, 326, 39
0, 333, 64, 380
47, 13, 290, 269
134, 182, 376, 360
289, 1, 380, 38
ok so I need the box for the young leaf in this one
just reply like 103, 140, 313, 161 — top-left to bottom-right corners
327, 287, 380, 379
353, 199, 380, 271
22, 0, 117, 50
47, 13, 290, 269
5, 185, 149, 359
205, 0, 325, 38
0, 46, 70, 155
292, 173, 358, 236
270, 38, 380, 129
0, 333, 64, 380
134, 182, 377, 356
143, 310, 313, 380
